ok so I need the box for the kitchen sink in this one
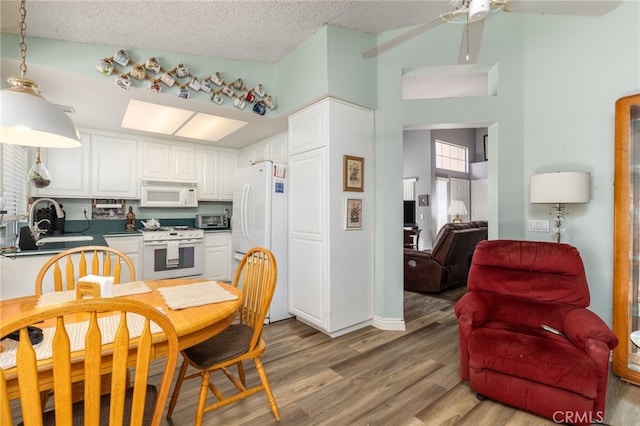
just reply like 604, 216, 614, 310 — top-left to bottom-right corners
36, 235, 94, 245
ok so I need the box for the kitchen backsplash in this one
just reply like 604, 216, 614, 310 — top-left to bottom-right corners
53, 199, 232, 221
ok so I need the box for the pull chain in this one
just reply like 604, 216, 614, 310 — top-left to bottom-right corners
465, 13, 470, 61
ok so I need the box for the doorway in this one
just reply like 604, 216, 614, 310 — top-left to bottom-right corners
403, 127, 487, 248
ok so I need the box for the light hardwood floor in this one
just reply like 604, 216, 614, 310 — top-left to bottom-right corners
158, 288, 640, 426
10, 288, 640, 425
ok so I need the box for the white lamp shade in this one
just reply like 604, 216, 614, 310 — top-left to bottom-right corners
1, 88, 81, 148
447, 199, 468, 215
530, 172, 590, 204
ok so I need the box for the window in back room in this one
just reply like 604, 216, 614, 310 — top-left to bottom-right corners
435, 139, 468, 173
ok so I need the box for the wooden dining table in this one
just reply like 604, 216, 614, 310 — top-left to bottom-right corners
0, 278, 242, 401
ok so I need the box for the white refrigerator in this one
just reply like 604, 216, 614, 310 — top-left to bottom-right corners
232, 160, 291, 322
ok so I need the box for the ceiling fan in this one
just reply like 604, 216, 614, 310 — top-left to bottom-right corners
363, 0, 511, 62
363, 0, 622, 62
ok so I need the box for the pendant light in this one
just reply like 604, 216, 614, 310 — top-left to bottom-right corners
0, 0, 81, 148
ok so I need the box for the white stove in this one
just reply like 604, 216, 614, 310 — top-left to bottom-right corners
141, 226, 204, 242
141, 226, 204, 279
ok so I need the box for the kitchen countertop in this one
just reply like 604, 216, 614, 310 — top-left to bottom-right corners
1, 228, 231, 258
2, 230, 114, 257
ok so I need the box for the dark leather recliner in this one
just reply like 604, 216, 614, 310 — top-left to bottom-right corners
403, 221, 488, 293
455, 240, 618, 425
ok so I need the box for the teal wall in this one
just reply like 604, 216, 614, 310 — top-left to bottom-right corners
326, 26, 377, 109
522, 5, 640, 321
372, 2, 640, 324
274, 25, 377, 114
2, 2, 639, 325
274, 26, 329, 115
0, 35, 275, 109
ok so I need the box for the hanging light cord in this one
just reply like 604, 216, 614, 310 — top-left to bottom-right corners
465, 3, 470, 61
18, 0, 28, 79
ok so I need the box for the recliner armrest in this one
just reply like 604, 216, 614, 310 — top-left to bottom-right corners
454, 292, 490, 326
454, 291, 490, 382
564, 308, 619, 351
403, 248, 434, 259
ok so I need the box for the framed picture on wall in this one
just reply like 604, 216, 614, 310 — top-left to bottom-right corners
343, 155, 364, 192
345, 198, 363, 230
484, 135, 489, 161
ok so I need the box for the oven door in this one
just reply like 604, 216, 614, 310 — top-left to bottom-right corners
143, 240, 204, 280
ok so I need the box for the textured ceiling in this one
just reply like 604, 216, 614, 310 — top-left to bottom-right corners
0, 1, 449, 63
0, 1, 623, 148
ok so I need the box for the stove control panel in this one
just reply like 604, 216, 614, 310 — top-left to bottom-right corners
142, 228, 204, 242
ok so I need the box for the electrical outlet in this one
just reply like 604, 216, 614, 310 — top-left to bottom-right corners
83, 207, 88, 215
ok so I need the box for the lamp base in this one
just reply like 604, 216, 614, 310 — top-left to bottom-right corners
552, 203, 565, 243
452, 215, 463, 223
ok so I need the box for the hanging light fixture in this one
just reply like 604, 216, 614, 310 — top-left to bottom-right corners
0, 0, 81, 148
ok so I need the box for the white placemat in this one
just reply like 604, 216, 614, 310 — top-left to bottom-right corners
0, 312, 163, 370
36, 290, 76, 307
35, 282, 153, 308
156, 281, 239, 310
112, 281, 152, 297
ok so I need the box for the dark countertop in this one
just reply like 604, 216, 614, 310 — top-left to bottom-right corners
2, 230, 133, 257
1, 223, 230, 258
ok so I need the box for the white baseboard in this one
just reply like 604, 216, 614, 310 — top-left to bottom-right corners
371, 315, 406, 331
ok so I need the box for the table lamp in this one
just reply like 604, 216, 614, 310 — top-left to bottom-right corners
447, 199, 468, 223
530, 171, 590, 243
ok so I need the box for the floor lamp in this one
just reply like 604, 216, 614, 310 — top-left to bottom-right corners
530, 171, 590, 243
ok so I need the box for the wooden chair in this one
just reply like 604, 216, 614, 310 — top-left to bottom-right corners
35, 246, 135, 295
0, 298, 178, 426
166, 247, 280, 425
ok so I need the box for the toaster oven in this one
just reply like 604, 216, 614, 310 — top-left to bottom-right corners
195, 213, 229, 229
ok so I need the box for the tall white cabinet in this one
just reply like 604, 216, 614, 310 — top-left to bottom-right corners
288, 98, 374, 337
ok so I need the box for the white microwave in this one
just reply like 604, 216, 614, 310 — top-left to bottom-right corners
140, 180, 198, 208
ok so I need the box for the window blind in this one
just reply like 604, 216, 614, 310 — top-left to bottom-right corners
1, 144, 28, 228
403, 178, 417, 201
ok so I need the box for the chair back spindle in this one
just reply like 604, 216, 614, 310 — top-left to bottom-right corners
35, 246, 135, 295
0, 299, 178, 426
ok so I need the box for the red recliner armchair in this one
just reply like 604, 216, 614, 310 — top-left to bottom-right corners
455, 240, 618, 425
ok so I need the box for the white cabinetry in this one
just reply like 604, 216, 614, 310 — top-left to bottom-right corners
140, 141, 195, 181
218, 151, 237, 200
288, 98, 374, 337
203, 232, 231, 281
0, 255, 51, 299
239, 132, 288, 166
33, 130, 137, 199
196, 148, 237, 201
104, 235, 142, 282
140, 142, 168, 179
33, 133, 92, 197
91, 134, 138, 198
196, 148, 220, 200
